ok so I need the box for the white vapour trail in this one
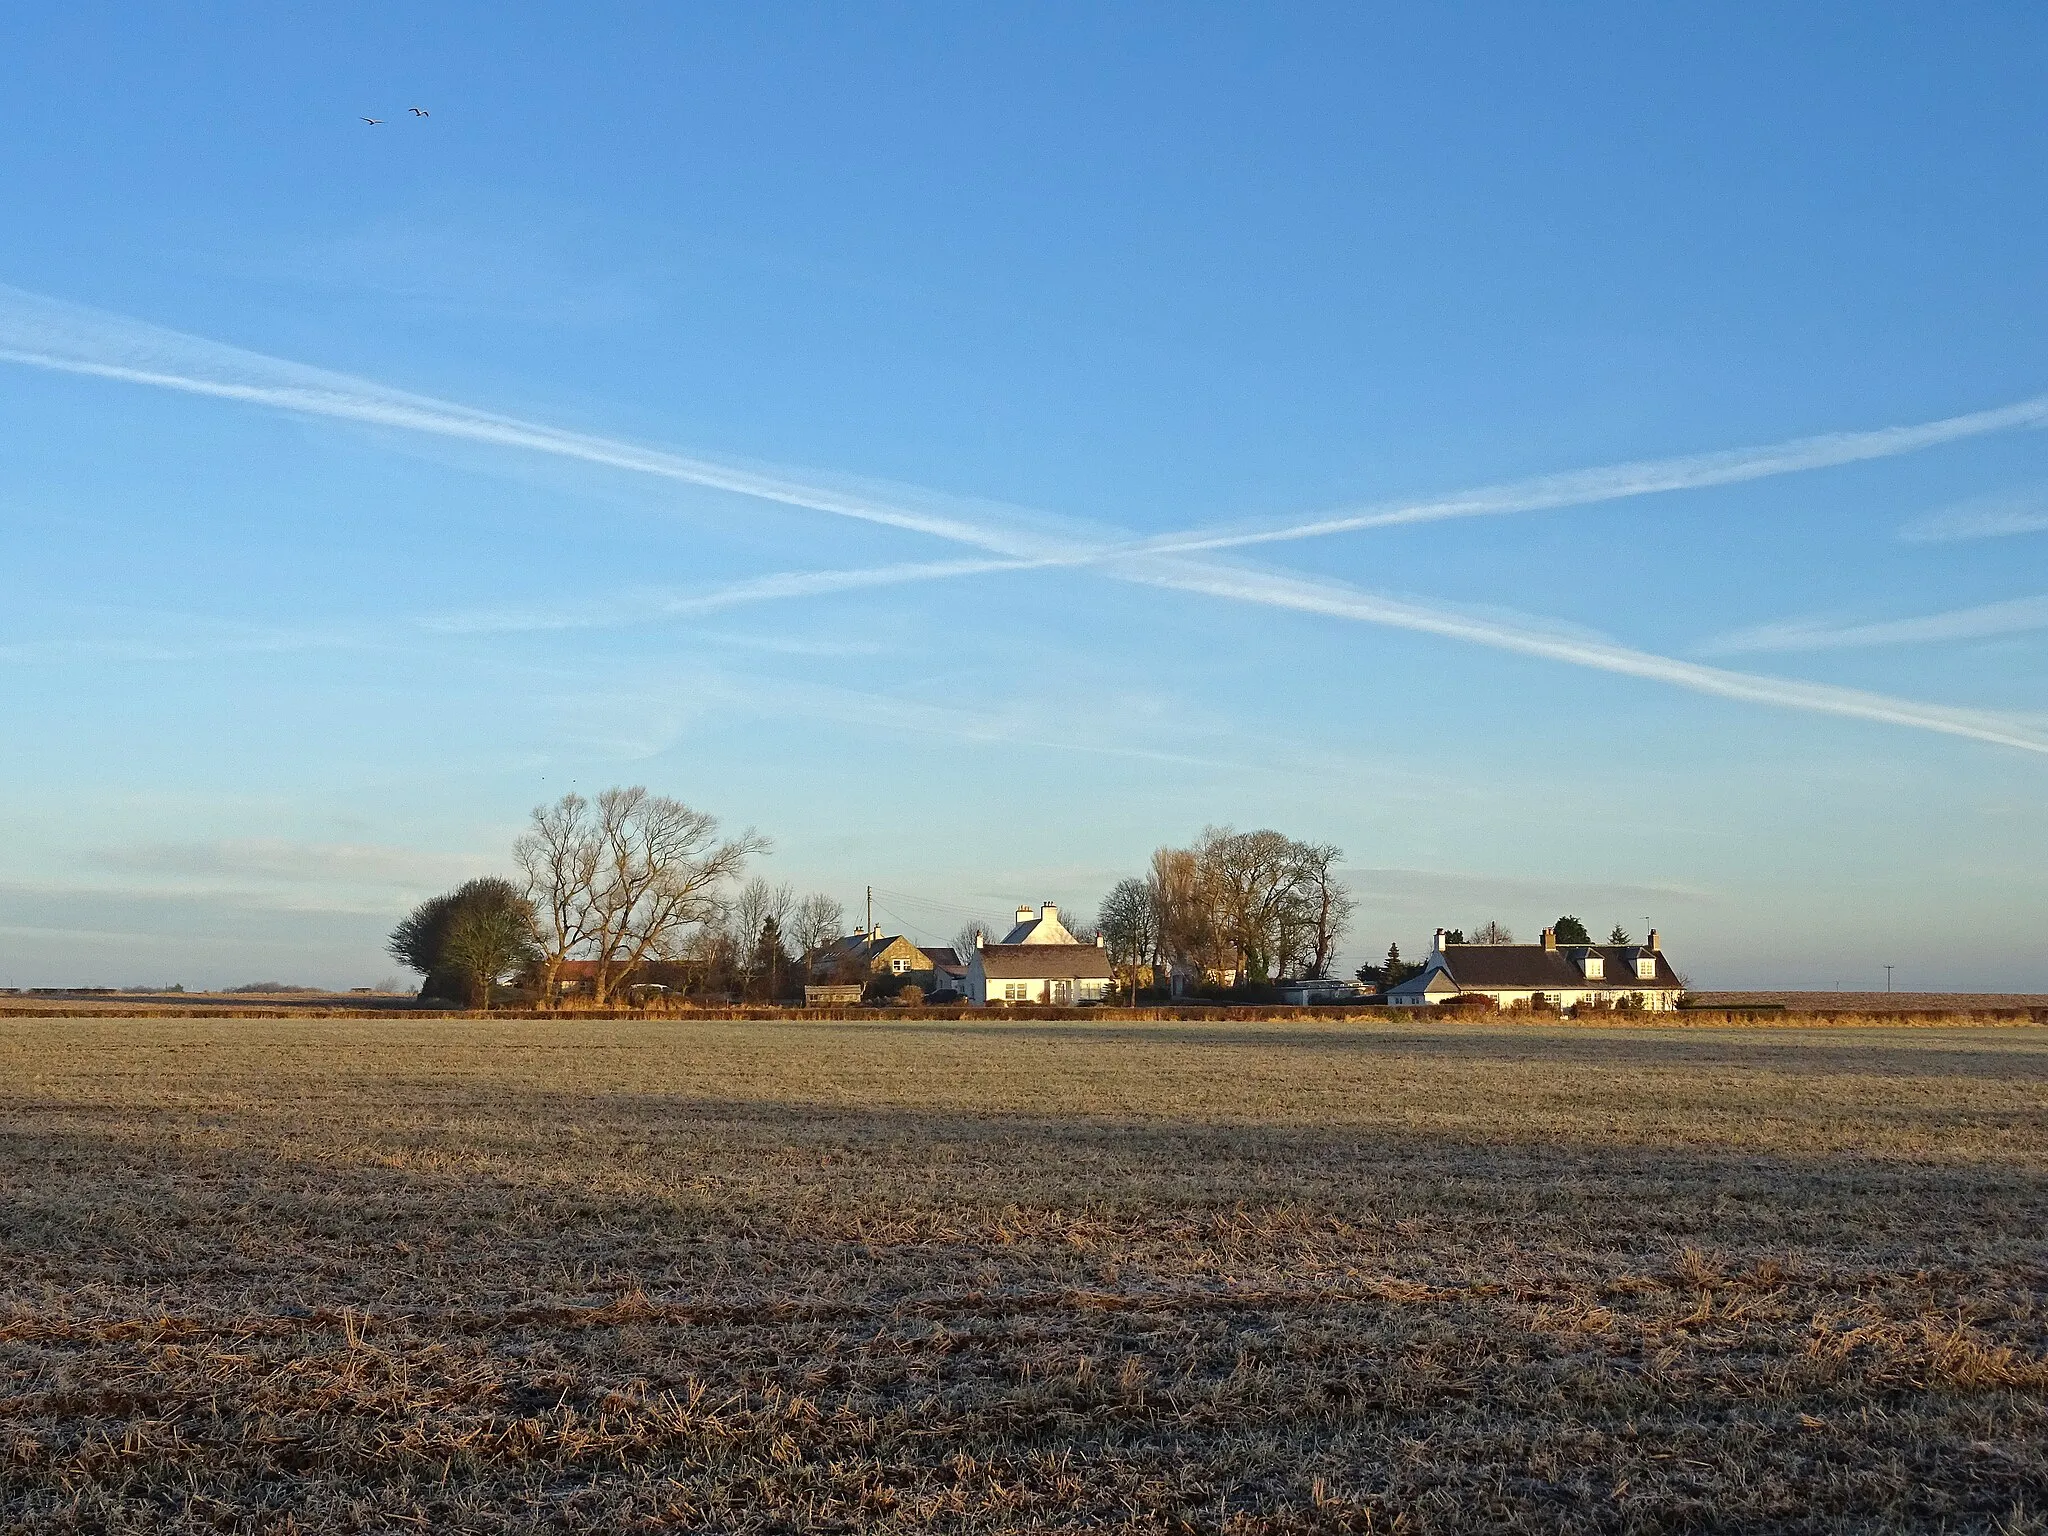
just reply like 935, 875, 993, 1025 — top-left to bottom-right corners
1129, 560, 2048, 756
1137, 400, 2048, 555
8, 283, 2046, 757
1896, 488, 2048, 545
0, 284, 1075, 562
1702, 594, 2048, 655
419, 558, 1035, 635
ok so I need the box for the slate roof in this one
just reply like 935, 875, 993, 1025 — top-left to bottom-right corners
975, 943, 1114, 980
1437, 944, 1682, 991
921, 946, 966, 973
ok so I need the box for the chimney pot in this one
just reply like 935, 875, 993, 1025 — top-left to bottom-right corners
1017, 906, 1033, 926
1647, 929, 1659, 952
1042, 902, 1058, 920
1542, 927, 1557, 952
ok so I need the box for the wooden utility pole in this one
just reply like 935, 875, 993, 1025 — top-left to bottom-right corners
866, 885, 873, 935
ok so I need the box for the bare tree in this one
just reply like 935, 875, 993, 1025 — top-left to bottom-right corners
1470, 920, 1515, 945
1151, 845, 1222, 984
515, 793, 601, 1005
729, 878, 794, 991
1294, 842, 1355, 979
583, 787, 767, 1005
1197, 826, 1310, 982
950, 920, 989, 959
1096, 876, 1160, 1002
792, 893, 846, 977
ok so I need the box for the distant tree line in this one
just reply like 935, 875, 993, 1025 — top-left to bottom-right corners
1094, 827, 1356, 1000
389, 787, 850, 1008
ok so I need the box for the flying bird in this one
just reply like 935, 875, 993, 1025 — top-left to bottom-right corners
409, 106, 429, 116
360, 116, 384, 125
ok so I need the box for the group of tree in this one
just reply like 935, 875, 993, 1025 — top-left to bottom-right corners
1093, 826, 1355, 999
389, 786, 857, 1008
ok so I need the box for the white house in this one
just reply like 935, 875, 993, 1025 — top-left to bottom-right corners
1385, 927, 1684, 1011
967, 903, 1114, 1006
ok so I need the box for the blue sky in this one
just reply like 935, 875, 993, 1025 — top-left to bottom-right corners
2, 3, 2045, 990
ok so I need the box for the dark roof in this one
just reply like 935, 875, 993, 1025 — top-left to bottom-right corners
1438, 944, 1682, 991
975, 943, 1113, 980
920, 946, 965, 972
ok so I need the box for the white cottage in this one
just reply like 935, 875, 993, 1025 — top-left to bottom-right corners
967, 903, 1114, 1006
1385, 927, 1684, 1011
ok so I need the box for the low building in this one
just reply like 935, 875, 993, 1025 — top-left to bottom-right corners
1277, 978, 1371, 1006
813, 927, 935, 984
1386, 927, 1684, 1011
803, 983, 864, 1006
920, 946, 969, 998
967, 903, 1114, 1006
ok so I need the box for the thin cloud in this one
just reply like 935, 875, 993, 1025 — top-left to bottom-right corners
419, 558, 1033, 635
8, 283, 2046, 758
1702, 594, 2048, 654
1897, 488, 2048, 544
95, 838, 488, 889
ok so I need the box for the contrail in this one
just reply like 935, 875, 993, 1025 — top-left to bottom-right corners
1896, 487, 2048, 545
1130, 559, 2048, 756
1701, 593, 2048, 655
1131, 397, 2048, 555
7, 283, 2045, 757
418, 558, 1039, 634
0, 284, 1076, 562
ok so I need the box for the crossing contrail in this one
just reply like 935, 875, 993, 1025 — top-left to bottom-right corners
1701, 593, 2048, 654
6, 282, 2046, 756
1127, 560, 2048, 756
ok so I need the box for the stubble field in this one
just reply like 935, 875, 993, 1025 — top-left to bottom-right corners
2, 1015, 2045, 1533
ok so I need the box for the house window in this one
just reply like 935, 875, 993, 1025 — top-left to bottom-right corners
1637, 958, 1656, 979
891, 958, 909, 975
1003, 982, 1028, 1001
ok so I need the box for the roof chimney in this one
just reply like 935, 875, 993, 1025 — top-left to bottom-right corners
1017, 906, 1033, 926
1433, 927, 1447, 954
974, 928, 985, 950
1042, 902, 1059, 921
1542, 926, 1557, 952
1096, 932, 1106, 948
1646, 928, 1659, 953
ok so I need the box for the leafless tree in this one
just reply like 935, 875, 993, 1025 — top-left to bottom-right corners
1197, 826, 1315, 981
1151, 845, 1221, 983
1294, 842, 1355, 978
729, 878, 795, 990
515, 792, 601, 1005
582, 787, 767, 1005
792, 893, 846, 976
950, 919, 996, 960
1096, 876, 1160, 1002
1471, 919, 1515, 945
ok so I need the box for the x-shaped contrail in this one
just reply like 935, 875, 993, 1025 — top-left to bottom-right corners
4, 281, 2046, 755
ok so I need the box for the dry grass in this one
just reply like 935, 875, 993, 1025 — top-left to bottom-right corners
2, 1015, 2045, 1532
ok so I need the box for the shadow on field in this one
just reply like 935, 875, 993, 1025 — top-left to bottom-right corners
807, 1016, 2048, 1080
7, 1081, 2046, 1306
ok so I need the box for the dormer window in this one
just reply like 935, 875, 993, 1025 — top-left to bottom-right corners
1636, 957, 1656, 980
1580, 952, 1603, 979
